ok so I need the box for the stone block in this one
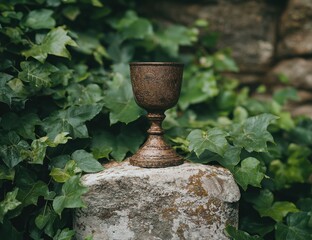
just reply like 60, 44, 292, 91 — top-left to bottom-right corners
140, 0, 280, 72
268, 58, 312, 90
278, 0, 312, 56
74, 161, 240, 240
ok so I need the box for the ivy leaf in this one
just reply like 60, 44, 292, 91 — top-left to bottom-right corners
0, 164, 15, 181
275, 212, 312, 240
50, 168, 71, 183
35, 206, 55, 230
180, 69, 218, 110
16, 113, 41, 140
104, 73, 144, 124
17, 180, 51, 207
22, 27, 77, 63
218, 146, 241, 171
28, 137, 48, 165
50, 160, 78, 183
231, 113, 278, 152
112, 10, 153, 40
53, 228, 75, 240
66, 83, 103, 106
18, 61, 58, 88
246, 190, 299, 222
52, 175, 88, 216
156, 25, 197, 57
71, 150, 103, 173
234, 157, 265, 190
225, 225, 264, 240
0, 218, 23, 239
297, 198, 312, 212
0, 188, 21, 223
262, 202, 299, 222
273, 87, 299, 105
23, 9, 56, 30
91, 125, 145, 161
269, 144, 312, 189
43, 104, 102, 139
0, 132, 29, 168
187, 128, 229, 157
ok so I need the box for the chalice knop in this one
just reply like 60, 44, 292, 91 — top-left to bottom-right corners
129, 62, 184, 168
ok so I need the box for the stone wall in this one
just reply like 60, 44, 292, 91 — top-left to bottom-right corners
140, 0, 312, 117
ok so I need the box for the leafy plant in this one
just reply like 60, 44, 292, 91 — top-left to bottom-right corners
0, 0, 311, 240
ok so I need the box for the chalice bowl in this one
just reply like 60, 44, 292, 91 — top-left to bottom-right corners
129, 62, 184, 168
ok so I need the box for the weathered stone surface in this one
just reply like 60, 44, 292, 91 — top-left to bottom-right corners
74, 161, 240, 240
268, 58, 312, 90
224, 73, 264, 85
140, 0, 280, 72
289, 104, 312, 118
278, 0, 312, 56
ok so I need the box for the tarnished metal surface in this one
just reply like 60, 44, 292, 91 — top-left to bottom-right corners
129, 62, 184, 168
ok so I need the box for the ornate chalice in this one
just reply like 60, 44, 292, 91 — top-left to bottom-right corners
129, 62, 184, 168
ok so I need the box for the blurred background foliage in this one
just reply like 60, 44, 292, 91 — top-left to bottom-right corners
0, 0, 311, 239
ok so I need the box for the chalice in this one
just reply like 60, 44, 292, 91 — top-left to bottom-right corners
129, 62, 184, 168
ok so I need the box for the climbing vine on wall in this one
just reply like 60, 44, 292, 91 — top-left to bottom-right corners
0, 0, 311, 239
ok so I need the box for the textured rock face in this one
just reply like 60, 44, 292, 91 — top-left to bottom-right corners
138, 0, 312, 118
74, 161, 240, 240
140, 0, 279, 72
268, 58, 312, 90
278, 0, 312, 56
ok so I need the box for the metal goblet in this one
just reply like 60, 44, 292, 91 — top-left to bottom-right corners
129, 62, 184, 168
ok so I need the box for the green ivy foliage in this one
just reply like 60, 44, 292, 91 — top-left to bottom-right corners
0, 0, 311, 239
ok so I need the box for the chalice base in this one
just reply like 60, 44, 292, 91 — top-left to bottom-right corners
130, 135, 184, 168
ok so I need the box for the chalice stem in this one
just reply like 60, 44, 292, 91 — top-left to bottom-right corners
129, 112, 183, 168
147, 112, 165, 135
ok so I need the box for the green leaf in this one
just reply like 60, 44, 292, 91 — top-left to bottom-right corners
156, 25, 197, 57
180, 69, 218, 110
18, 61, 58, 88
234, 157, 265, 190
72, 150, 103, 173
0, 132, 29, 168
23, 9, 55, 29
246, 190, 299, 222
91, 125, 145, 161
104, 73, 144, 124
16, 113, 41, 140
0, 218, 23, 240
0, 164, 15, 181
275, 212, 312, 240
28, 137, 48, 164
112, 10, 153, 40
225, 225, 264, 240
263, 202, 299, 222
269, 144, 312, 189
62, 6, 80, 21
52, 175, 88, 216
273, 87, 299, 105
17, 180, 51, 207
50, 168, 71, 183
22, 27, 77, 63
231, 113, 278, 152
297, 198, 312, 212
218, 146, 241, 171
66, 83, 103, 105
53, 228, 75, 240
240, 214, 275, 237
213, 50, 239, 72
187, 128, 229, 157
35, 207, 55, 230
43, 104, 102, 139
0, 188, 21, 223
50, 160, 79, 183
